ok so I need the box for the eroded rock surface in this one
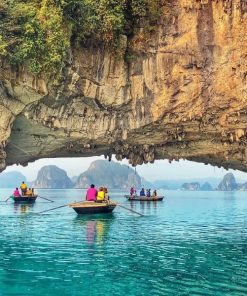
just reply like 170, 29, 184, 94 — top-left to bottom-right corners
1, 0, 247, 171
217, 172, 238, 191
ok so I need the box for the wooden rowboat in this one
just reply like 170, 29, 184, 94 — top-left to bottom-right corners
12, 195, 38, 203
125, 195, 164, 201
70, 201, 117, 215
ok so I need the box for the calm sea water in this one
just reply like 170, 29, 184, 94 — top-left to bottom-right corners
0, 189, 247, 295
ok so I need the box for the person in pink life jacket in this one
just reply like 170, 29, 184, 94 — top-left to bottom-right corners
86, 184, 97, 201
130, 187, 135, 196
13, 188, 21, 197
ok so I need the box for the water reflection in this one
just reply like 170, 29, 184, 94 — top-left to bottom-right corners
13, 203, 34, 214
74, 215, 114, 246
87, 220, 109, 246
129, 200, 158, 215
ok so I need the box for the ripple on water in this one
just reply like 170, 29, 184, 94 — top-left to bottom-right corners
0, 190, 247, 295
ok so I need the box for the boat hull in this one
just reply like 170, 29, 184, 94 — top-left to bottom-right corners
125, 195, 164, 201
13, 195, 38, 203
70, 201, 116, 215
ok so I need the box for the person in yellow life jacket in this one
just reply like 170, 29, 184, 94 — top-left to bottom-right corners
97, 187, 105, 202
26, 188, 33, 196
20, 181, 27, 195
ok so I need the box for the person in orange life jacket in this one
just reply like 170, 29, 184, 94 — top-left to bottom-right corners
26, 188, 33, 196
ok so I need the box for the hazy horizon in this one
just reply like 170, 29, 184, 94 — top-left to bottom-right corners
3, 156, 247, 182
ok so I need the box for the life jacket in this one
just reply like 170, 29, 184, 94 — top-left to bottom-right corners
86, 188, 97, 201
20, 183, 27, 190
13, 190, 20, 197
26, 190, 33, 196
97, 191, 105, 201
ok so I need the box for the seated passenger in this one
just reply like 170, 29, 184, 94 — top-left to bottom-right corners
130, 187, 135, 196
146, 189, 151, 197
97, 187, 105, 202
13, 188, 21, 197
103, 187, 109, 201
86, 184, 97, 201
26, 188, 33, 196
152, 190, 157, 197
140, 188, 145, 196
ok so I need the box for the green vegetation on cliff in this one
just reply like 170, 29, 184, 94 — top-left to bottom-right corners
0, 0, 163, 77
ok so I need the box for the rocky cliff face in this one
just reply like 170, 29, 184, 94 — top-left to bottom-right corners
0, 171, 27, 188
1, 0, 247, 172
201, 182, 213, 191
33, 165, 73, 189
75, 160, 141, 189
181, 182, 200, 190
217, 173, 238, 191
239, 182, 247, 190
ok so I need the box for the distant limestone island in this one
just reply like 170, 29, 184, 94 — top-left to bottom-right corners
75, 160, 141, 189
181, 182, 212, 191
32, 161, 142, 189
181, 173, 247, 191
1, 161, 247, 191
33, 165, 74, 189
0, 160, 142, 189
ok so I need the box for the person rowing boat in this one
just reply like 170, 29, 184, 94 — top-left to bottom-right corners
20, 181, 27, 195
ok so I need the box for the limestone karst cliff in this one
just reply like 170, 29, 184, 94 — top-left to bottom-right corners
0, 171, 27, 188
0, 0, 247, 172
33, 165, 73, 189
75, 160, 142, 189
200, 182, 213, 191
217, 173, 238, 191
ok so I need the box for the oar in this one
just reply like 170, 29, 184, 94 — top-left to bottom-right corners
5, 196, 12, 203
37, 204, 70, 214
38, 195, 55, 203
117, 203, 144, 217
36, 201, 82, 214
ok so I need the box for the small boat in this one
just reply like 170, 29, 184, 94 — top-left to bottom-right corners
12, 195, 38, 203
125, 195, 164, 201
70, 201, 117, 215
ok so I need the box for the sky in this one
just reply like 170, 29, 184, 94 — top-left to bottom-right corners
4, 155, 247, 182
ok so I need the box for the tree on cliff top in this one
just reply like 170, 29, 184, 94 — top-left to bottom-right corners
0, 0, 164, 77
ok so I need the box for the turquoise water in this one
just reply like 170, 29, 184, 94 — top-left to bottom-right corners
0, 189, 247, 295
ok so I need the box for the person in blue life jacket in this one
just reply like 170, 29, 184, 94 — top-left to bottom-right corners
146, 189, 151, 197
140, 188, 145, 196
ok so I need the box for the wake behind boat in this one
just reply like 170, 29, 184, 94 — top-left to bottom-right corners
125, 195, 164, 201
70, 201, 117, 215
